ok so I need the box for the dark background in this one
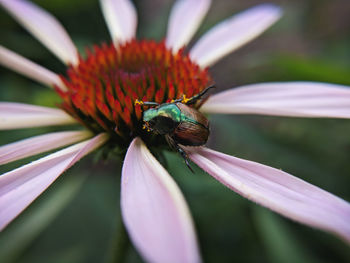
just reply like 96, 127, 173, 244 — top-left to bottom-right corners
1, 0, 350, 262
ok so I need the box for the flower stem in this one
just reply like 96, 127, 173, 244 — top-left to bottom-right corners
106, 217, 130, 263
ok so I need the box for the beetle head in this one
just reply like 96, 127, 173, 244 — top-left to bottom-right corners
142, 108, 158, 132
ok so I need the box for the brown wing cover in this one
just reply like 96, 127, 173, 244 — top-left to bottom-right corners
172, 103, 209, 146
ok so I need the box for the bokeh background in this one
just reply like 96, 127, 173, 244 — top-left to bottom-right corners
1, 0, 350, 262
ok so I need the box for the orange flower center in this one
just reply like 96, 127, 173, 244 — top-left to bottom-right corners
56, 40, 211, 147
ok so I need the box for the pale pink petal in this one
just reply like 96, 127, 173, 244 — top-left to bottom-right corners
0, 102, 77, 130
0, 130, 92, 165
0, 133, 108, 230
0, 46, 65, 90
190, 4, 282, 67
0, 0, 78, 65
99, 0, 137, 44
186, 146, 350, 243
201, 82, 350, 119
166, 0, 211, 53
121, 138, 201, 263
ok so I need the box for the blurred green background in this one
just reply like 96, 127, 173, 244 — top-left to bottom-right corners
1, 0, 350, 262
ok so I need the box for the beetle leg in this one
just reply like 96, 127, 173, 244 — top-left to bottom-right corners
171, 94, 191, 104
177, 146, 194, 173
142, 102, 160, 106
185, 84, 216, 105
134, 99, 143, 105
134, 99, 160, 107
166, 135, 194, 173
171, 97, 184, 103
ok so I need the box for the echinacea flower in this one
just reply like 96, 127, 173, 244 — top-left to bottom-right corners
1, 0, 350, 262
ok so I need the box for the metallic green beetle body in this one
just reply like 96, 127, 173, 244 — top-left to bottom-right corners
143, 102, 209, 146
138, 85, 214, 172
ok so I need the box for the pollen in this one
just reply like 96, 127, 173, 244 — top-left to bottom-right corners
56, 40, 211, 146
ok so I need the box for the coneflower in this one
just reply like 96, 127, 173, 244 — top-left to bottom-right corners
0, 0, 349, 262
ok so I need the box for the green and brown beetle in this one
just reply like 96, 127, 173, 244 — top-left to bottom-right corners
135, 85, 215, 172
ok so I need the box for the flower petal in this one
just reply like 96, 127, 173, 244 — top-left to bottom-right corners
0, 46, 65, 90
201, 82, 350, 119
0, 133, 108, 231
121, 138, 201, 263
189, 4, 282, 67
166, 0, 211, 53
186, 146, 350, 243
0, 102, 77, 130
99, 0, 137, 44
0, 0, 78, 65
0, 130, 92, 165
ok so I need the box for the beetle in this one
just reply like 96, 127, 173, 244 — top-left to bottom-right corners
135, 85, 215, 172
